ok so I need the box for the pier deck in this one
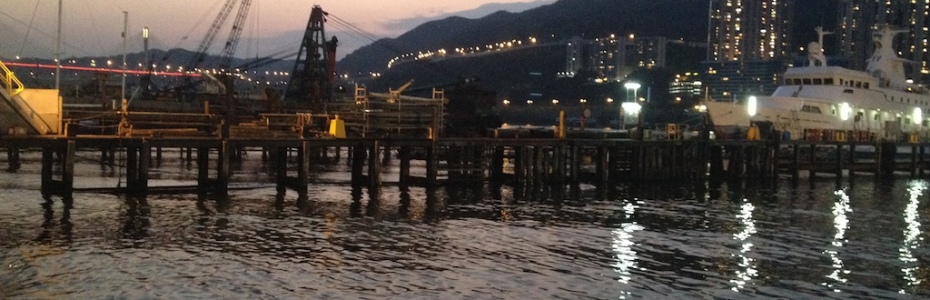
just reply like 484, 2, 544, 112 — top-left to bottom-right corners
2, 135, 930, 201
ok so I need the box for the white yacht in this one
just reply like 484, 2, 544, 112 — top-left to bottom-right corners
703, 26, 930, 140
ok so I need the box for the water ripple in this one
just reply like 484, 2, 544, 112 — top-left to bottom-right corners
1, 156, 930, 298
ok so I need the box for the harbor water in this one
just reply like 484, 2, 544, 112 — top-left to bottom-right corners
1, 149, 930, 299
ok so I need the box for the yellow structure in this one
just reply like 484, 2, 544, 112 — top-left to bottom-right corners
746, 126, 760, 140
666, 124, 679, 140
329, 115, 346, 138
0, 60, 60, 135
835, 131, 847, 142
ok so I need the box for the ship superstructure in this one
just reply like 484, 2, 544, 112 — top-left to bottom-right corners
703, 26, 930, 140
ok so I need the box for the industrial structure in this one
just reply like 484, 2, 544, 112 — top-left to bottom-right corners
0, 4, 452, 142
0, 62, 61, 135
284, 5, 338, 111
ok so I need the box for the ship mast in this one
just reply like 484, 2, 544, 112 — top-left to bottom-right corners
816, 26, 832, 48
808, 26, 832, 67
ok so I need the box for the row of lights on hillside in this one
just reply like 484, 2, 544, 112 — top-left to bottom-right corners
388, 36, 539, 68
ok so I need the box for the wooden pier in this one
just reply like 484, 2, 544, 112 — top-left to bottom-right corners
4, 134, 930, 201
0, 136, 930, 199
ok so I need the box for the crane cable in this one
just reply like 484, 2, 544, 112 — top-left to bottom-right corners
15, 0, 40, 58
326, 12, 463, 81
0, 10, 91, 56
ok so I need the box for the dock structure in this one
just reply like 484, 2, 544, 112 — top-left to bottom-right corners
4, 132, 930, 201
4, 54, 930, 199
0, 135, 710, 198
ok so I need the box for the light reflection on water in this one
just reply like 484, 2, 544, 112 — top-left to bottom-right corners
611, 200, 641, 299
0, 151, 929, 298
900, 180, 926, 294
730, 199, 757, 292
824, 187, 851, 292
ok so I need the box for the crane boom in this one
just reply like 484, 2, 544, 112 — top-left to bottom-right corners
219, 0, 252, 70
188, 0, 237, 70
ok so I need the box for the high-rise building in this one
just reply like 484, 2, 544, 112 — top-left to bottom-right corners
703, 0, 793, 102
590, 35, 623, 80
838, 0, 930, 80
564, 36, 586, 78
563, 35, 668, 81
707, 0, 794, 62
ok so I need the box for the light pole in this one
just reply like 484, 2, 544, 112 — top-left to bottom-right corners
622, 82, 641, 130
624, 82, 641, 102
580, 98, 588, 129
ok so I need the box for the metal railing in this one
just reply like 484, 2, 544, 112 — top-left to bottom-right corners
0, 60, 25, 97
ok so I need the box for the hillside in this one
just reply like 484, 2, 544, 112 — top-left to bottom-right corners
338, 0, 709, 80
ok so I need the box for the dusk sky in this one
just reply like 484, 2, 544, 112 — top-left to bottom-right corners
0, 0, 554, 61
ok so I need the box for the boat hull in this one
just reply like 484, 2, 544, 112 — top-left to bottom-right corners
704, 96, 923, 141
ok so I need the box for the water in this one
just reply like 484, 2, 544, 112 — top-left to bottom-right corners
1, 149, 930, 299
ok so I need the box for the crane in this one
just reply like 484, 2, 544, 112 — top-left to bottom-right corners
175, 0, 251, 96
219, 0, 252, 70
187, 0, 238, 71
284, 5, 338, 111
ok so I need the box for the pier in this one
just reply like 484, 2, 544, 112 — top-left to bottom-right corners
4, 132, 930, 202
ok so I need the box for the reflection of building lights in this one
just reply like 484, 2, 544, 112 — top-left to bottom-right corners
824, 188, 851, 292
730, 199, 757, 292
900, 180, 926, 294
611, 201, 642, 299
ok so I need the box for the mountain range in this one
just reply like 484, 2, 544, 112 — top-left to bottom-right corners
336, 0, 711, 102
338, 0, 708, 79
7, 0, 840, 98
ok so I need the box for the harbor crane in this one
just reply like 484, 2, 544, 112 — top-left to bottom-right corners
284, 5, 338, 111
170, 0, 251, 97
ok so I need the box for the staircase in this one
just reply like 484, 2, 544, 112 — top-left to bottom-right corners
0, 60, 60, 135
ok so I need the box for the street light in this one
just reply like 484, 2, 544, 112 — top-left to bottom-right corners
624, 82, 641, 102
624, 81, 643, 138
